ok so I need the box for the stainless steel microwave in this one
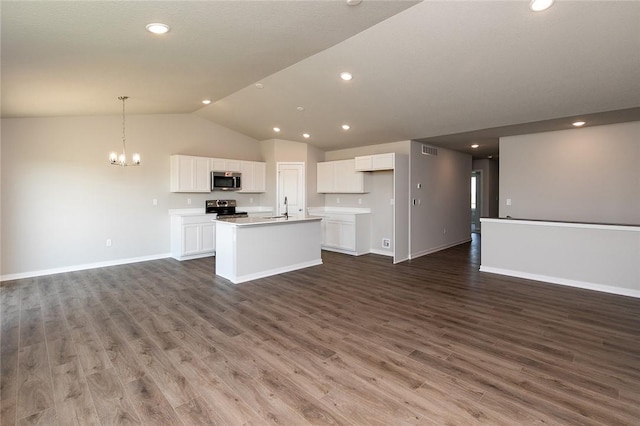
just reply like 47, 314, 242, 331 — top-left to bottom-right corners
211, 171, 241, 191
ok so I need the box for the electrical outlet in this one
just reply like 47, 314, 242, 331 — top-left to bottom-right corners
506, 198, 512, 206
152, 198, 158, 206
106, 239, 112, 247
358, 198, 362, 205
249, 197, 253, 204
382, 238, 391, 248
336, 197, 340, 204
187, 198, 192, 205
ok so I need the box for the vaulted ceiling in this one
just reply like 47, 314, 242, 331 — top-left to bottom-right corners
2, 1, 639, 156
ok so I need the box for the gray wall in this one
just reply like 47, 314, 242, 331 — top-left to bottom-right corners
1, 114, 261, 277
410, 141, 472, 257
500, 121, 640, 224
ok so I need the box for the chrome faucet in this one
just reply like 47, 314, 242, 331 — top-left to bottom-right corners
284, 196, 289, 219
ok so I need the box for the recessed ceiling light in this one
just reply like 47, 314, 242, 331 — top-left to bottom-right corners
346, 0, 362, 6
572, 121, 586, 127
273, 127, 281, 132
255, 83, 264, 89
471, 144, 479, 149
145, 23, 170, 34
201, 99, 211, 105
296, 106, 305, 112
303, 133, 310, 139
340, 72, 353, 81
342, 124, 351, 130
529, 0, 554, 12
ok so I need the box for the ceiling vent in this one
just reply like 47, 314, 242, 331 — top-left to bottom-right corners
421, 144, 438, 156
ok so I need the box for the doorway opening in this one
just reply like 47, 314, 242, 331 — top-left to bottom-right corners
471, 170, 482, 233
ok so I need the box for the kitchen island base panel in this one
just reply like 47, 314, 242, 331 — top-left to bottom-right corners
215, 218, 322, 284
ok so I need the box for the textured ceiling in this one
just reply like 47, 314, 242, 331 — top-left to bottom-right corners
2, 1, 640, 156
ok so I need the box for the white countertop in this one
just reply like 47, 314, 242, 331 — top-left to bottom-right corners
307, 207, 371, 215
213, 215, 322, 227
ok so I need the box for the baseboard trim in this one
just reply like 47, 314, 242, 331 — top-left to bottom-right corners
229, 259, 323, 284
1, 253, 172, 282
479, 266, 640, 299
410, 238, 472, 260
368, 249, 393, 257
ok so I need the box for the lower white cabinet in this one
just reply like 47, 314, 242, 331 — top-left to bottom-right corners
314, 212, 370, 255
170, 215, 216, 260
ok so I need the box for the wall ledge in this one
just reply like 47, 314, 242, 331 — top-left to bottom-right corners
480, 266, 640, 299
1, 253, 171, 282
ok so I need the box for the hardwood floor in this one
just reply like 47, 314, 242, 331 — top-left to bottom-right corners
2, 235, 639, 425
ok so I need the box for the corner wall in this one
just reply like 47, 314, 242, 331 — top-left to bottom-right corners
410, 142, 472, 258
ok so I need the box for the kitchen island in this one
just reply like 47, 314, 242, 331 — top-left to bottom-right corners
213, 216, 322, 284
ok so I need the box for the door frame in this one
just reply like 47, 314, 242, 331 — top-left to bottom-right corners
276, 162, 306, 217
471, 169, 482, 233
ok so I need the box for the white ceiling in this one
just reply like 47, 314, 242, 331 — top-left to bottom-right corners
2, 1, 640, 156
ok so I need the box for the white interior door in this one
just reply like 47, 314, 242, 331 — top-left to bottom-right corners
277, 162, 305, 218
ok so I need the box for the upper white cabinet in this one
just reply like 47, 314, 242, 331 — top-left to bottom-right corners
170, 155, 211, 193
317, 159, 366, 193
211, 158, 241, 172
238, 161, 266, 193
354, 153, 395, 171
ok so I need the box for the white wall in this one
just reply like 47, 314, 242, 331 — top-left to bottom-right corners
1, 114, 261, 278
500, 121, 640, 224
410, 142, 472, 257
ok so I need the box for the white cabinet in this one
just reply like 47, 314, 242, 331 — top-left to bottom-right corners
170, 155, 211, 192
312, 212, 370, 255
237, 161, 266, 193
354, 153, 395, 171
317, 159, 366, 193
211, 158, 241, 172
170, 215, 216, 260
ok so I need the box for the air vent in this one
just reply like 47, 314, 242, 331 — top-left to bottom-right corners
422, 144, 438, 156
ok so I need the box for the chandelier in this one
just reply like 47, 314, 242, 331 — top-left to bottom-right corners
109, 96, 140, 166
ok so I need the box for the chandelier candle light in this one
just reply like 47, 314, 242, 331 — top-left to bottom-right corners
109, 96, 141, 167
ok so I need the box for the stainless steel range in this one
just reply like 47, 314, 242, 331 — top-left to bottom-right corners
205, 199, 248, 218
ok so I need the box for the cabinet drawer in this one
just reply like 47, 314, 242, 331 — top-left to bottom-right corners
181, 215, 214, 225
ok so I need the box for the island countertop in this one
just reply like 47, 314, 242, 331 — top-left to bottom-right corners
213, 216, 322, 227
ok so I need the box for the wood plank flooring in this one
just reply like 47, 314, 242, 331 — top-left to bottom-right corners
2, 235, 640, 425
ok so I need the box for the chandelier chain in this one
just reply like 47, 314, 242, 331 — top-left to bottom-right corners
109, 95, 139, 167
119, 96, 128, 159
